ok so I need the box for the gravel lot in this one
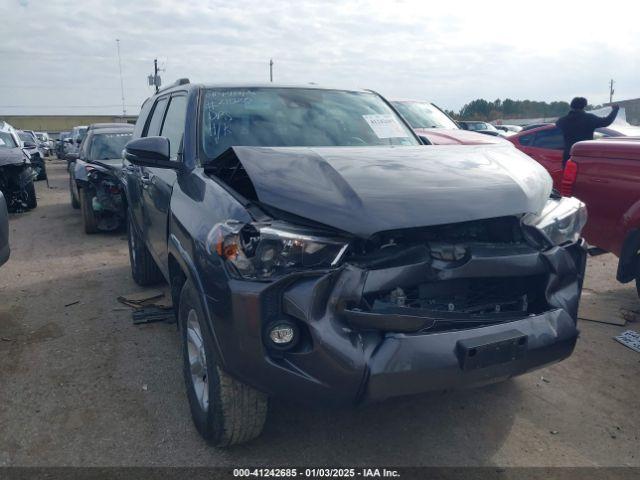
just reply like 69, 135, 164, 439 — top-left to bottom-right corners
1, 159, 639, 467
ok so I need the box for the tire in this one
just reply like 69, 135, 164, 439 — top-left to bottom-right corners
80, 188, 99, 234
127, 213, 163, 286
70, 176, 80, 209
25, 181, 37, 210
179, 280, 268, 447
37, 164, 47, 181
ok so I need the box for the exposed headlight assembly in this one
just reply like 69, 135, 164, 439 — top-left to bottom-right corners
207, 221, 349, 280
523, 197, 587, 246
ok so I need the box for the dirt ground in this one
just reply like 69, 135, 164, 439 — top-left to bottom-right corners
0, 159, 639, 467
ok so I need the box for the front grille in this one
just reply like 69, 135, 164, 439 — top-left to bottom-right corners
364, 275, 549, 332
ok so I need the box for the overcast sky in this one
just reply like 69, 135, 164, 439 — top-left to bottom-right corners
1, 0, 639, 116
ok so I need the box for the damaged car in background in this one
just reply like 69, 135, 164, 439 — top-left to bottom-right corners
0, 121, 37, 212
0, 190, 9, 267
68, 123, 133, 233
17, 130, 47, 181
122, 83, 588, 447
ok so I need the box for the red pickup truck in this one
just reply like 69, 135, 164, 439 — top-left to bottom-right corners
562, 137, 640, 291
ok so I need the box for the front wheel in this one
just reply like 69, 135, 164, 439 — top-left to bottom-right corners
25, 181, 37, 209
69, 176, 80, 209
179, 280, 268, 446
80, 188, 99, 234
36, 164, 47, 181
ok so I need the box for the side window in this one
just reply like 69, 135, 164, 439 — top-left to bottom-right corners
518, 133, 535, 146
80, 135, 91, 159
532, 128, 564, 150
133, 99, 154, 139
160, 95, 188, 160
145, 97, 169, 137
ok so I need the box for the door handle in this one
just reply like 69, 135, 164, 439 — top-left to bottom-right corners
140, 173, 152, 188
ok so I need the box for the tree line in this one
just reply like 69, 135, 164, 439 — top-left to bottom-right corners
445, 98, 601, 121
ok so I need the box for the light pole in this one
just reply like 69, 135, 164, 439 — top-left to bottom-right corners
116, 39, 126, 117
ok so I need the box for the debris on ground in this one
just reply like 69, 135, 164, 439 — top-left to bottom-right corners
541, 376, 550, 383
550, 430, 559, 435
614, 330, 640, 353
117, 290, 165, 309
117, 289, 175, 325
132, 306, 175, 325
579, 289, 640, 326
64, 300, 80, 307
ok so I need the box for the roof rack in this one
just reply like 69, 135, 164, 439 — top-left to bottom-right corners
157, 78, 190, 94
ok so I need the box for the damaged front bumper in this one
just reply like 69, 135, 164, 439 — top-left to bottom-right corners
207, 238, 587, 405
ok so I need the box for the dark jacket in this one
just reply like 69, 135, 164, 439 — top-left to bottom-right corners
556, 107, 619, 164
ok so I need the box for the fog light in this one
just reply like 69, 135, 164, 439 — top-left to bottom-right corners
269, 324, 295, 344
266, 321, 299, 350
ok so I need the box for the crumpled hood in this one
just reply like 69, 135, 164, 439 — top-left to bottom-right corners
92, 158, 124, 171
224, 145, 552, 238
415, 128, 506, 145
0, 148, 27, 167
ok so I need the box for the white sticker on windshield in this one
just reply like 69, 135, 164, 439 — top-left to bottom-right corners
0, 138, 5, 146
363, 114, 409, 139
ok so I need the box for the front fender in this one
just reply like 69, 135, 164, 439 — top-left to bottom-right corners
168, 232, 226, 367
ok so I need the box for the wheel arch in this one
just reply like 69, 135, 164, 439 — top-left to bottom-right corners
168, 233, 226, 367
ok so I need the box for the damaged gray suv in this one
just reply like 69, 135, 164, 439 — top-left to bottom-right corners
122, 81, 587, 447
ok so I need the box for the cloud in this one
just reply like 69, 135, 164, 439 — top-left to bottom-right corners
0, 0, 638, 115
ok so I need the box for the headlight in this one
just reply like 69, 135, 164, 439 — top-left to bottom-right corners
207, 221, 349, 280
523, 197, 587, 246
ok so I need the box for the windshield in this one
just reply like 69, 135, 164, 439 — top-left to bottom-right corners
88, 132, 132, 160
466, 122, 497, 132
201, 88, 418, 160
391, 101, 459, 129
0, 131, 18, 149
18, 132, 33, 143
74, 127, 88, 140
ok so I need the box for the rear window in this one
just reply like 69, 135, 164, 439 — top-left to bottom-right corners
0, 131, 17, 149
518, 133, 535, 146
88, 132, 133, 160
532, 128, 563, 150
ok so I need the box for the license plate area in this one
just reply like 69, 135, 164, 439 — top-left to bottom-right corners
456, 329, 528, 371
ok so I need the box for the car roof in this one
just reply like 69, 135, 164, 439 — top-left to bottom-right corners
514, 124, 555, 136
0, 121, 17, 134
152, 81, 371, 97
391, 99, 435, 104
88, 127, 134, 135
88, 123, 134, 130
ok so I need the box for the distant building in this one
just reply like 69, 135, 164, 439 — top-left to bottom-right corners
605, 98, 640, 126
0, 115, 138, 135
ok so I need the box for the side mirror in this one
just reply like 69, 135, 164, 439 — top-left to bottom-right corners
76, 138, 82, 144
65, 138, 73, 143
125, 137, 177, 169
23, 141, 37, 149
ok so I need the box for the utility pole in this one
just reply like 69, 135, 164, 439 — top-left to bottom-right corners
116, 39, 126, 117
148, 59, 163, 93
609, 79, 615, 104
154, 59, 159, 93
269, 58, 273, 83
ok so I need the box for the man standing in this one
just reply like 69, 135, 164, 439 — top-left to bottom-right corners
556, 97, 619, 167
